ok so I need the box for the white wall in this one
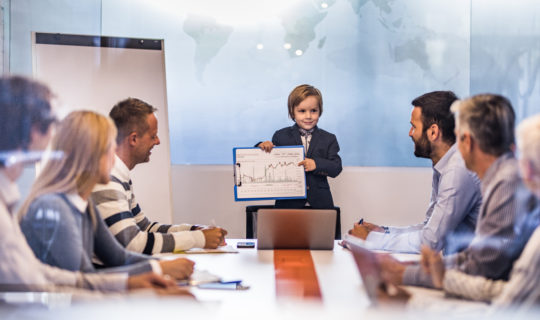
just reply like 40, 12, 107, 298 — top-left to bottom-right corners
170, 165, 432, 238
33, 40, 173, 225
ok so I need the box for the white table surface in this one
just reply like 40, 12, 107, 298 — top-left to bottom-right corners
159, 239, 370, 306
0, 239, 503, 320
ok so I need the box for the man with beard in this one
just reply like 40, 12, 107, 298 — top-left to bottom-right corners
91, 98, 227, 255
377, 94, 537, 291
348, 91, 482, 254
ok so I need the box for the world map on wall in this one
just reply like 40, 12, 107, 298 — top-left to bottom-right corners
181, 0, 439, 84
12, 0, 540, 166
168, 0, 471, 166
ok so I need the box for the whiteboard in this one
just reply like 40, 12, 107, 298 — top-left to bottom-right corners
32, 32, 173, 224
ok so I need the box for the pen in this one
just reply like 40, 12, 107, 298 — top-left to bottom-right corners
358, 218, 364, 225
220, 280, 242, 285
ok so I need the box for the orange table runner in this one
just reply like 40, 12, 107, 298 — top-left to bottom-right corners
273, 250, 322, 300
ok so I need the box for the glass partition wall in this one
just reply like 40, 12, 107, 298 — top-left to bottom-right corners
5, 0, 540, 166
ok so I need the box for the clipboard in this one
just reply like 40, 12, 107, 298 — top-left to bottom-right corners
233, 146, 307, 201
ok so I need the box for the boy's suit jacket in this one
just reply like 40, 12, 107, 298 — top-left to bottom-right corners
271, 124, 342, 209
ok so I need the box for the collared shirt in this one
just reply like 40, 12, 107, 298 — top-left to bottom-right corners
91, 155, 205, 254
366, 144, 481, 253
403, 152, 533, 287
0, 169, 127, 292
66, 192, 88, 213
300, 134, 312, 153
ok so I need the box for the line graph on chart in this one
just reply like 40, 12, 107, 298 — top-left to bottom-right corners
234, 147, 306, 200
240, 161, 298, 184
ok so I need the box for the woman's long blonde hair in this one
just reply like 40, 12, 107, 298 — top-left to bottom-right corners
18, 110, 117, 221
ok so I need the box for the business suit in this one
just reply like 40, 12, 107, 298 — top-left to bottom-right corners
271, 124, 342, 209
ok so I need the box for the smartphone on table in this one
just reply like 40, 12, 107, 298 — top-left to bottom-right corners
236, 241, 255, 248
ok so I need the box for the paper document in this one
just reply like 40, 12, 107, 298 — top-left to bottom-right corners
233, 146, 307, 201
174, 245, 239, 254
178, 270, 221, 286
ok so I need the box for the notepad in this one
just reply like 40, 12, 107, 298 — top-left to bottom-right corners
174, 245, 239, 254
177, 269, 221, 286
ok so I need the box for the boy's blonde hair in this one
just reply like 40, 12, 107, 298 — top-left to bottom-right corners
288, 84, 323, 120
18, 110, 117, 225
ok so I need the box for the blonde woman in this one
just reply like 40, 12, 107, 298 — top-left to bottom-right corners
19, 111, 194, 280
0, 76, 181, 294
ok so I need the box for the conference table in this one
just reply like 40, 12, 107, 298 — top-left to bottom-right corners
169, 239, 378, 306
0, 239, 493, 320
157, 239, 489, 316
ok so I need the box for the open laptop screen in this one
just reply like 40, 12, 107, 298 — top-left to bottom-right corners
344, 236, 383, 304
256, 209, 336, 250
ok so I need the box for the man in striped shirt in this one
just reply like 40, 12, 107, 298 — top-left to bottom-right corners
91, 98, 227, 255
377, 94, 538, 289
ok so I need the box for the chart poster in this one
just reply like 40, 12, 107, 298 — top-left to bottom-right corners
233, 146, 307, 201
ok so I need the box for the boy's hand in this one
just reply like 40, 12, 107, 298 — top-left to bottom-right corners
259, 141, 274, 153
298, 158, 316, 171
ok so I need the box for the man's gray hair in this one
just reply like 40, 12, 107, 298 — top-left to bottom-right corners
517, 114, 540, 172
451, 94, 515, 156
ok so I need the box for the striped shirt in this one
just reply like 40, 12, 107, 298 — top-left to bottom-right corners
91, 155, 205, 254
403, 153, 533, 287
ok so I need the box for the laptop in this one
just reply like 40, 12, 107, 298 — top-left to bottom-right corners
256, 209, 336, 250
345, 236, 412, 305
343, 236, 383, 304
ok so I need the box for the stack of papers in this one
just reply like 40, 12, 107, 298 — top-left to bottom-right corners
174, 245, 239, 254
178, 270, 250, 290
178, 270, 221, 286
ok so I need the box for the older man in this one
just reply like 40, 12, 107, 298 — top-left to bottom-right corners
420, 113, 540, 308
378, 94, 538, 288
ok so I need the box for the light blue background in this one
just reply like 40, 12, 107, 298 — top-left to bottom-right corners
7, 0, 540, 166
